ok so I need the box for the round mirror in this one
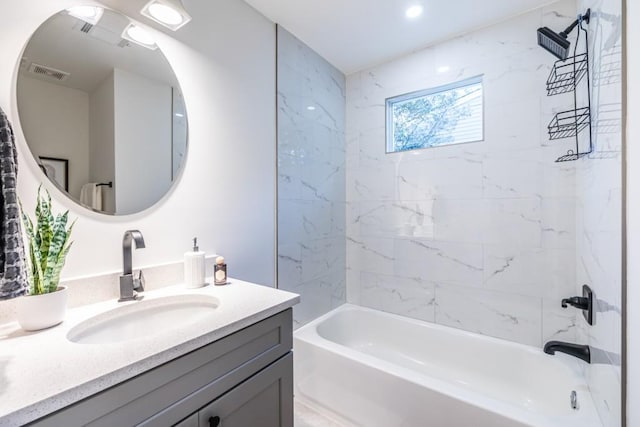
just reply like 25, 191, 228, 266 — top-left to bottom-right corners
16, 7, 187, 215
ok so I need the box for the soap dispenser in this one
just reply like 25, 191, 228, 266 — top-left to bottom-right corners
184, 238, 206, 288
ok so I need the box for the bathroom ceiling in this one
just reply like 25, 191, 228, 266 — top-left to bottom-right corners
243, 0, 561, 74
22, 10, 178, 93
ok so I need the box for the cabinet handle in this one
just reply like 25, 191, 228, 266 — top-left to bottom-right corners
209, 416, 221, 427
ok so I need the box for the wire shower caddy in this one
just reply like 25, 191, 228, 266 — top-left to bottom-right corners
545, 15, 593, 163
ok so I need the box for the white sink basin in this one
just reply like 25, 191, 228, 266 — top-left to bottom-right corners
67, 295, 220, 344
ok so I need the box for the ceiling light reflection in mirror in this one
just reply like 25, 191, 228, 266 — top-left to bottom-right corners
122, 23, 158, 50
141, 0, 192, 31
67, 6, 103, 25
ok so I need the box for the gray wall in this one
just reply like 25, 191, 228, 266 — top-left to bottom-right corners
277, 27, 346, 327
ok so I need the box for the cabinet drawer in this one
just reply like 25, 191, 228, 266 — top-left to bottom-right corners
30, 309, 292, 427
174, 413, 198, 427
198, 353, 293, 427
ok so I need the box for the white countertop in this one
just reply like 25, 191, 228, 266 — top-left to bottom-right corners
0, 279, 299, 426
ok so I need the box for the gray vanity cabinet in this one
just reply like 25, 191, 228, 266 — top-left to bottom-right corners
191, 353, 292, 427
30, 309, 293, 427
174, 414, 198, 427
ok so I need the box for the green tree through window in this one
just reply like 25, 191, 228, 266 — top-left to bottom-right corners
387, 77, 483, 152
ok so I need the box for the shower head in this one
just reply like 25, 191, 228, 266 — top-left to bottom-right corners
537, 9, 591, 61
537, 27, 571, 60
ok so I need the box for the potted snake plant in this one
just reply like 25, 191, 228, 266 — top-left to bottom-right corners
17, 187, 75, 331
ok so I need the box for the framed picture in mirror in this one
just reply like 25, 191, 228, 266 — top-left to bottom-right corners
39, 157, 68, 192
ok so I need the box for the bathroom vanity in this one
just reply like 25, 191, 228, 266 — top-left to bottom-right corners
0, 280, 298, 427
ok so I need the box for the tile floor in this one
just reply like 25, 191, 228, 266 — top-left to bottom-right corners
294, 399, 345, 427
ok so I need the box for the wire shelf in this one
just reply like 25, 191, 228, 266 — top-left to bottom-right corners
542, 15, 593, 163
547, 107, 590, 140
546, 53, 588, 96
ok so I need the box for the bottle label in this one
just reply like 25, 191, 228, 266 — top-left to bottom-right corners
215, 270, 226, 282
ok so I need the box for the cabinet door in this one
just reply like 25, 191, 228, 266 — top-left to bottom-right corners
174, 413, 198, 427
198, 353, 293, 427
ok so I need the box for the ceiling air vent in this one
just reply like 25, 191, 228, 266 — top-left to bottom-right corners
28, 63, 70, 82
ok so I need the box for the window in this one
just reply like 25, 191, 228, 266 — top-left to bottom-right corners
386, 76, 484, 152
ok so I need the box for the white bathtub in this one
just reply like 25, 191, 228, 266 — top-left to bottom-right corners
294, 304, 601, 427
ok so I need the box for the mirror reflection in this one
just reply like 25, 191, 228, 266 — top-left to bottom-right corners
17, 7, 187, 215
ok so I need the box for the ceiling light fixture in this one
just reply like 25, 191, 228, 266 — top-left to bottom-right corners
121, 23, 158, 50
67, 6, 104, 26
140, 0, 192, 31
307, 106, 316, 111
405, 5, 424, 19
437, 66, 450, 73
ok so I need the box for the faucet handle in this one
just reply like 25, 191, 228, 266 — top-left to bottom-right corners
560, 285, 594, 325
561, 296, 588, 309
134, 270, 145, 292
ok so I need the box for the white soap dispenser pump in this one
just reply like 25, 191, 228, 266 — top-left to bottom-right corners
184, 237, 206, 288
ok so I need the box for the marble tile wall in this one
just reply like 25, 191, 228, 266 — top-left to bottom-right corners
575, 0, 623, 425
345, 0, 581, 348
277, 27, 347, 328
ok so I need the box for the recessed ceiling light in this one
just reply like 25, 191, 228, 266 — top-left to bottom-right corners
307, 106, 316, 111
121, 24, 158, 50
141, 0, 192, 31
67, 6, 103, 26
437, 66, 450, 73
405, 5, 423, 19
149, 4, 183, 25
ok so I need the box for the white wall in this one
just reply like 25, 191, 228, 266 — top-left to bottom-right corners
626, 0, 639, 423
17, 75, 89, 199
113, 68, 172, 215
346, 0, 578, 347
1, 0, 276, 286
89, 71, 115, 213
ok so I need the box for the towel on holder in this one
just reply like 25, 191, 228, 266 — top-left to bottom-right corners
80, 183, 103, 211
0, 106, 28, 300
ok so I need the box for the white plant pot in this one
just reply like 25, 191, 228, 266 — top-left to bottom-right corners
16, 286, 68, 331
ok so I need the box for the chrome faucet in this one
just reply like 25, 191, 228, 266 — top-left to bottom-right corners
119, 230, 146, 302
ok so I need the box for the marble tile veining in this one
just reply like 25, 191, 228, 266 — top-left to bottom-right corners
277, 27, 346, 327
575, 0, 623, 424
345, 0, 580, 348
280, 0, 621, 422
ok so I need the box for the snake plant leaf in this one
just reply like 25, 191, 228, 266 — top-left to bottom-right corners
26, 238, 44, 294
19, 188, 75, 295
48, 240, 73, 293
43, 211, 70, 292
22, 211, 45, 295
36, 189, 54, 273
49, 219, 75, 292
18, 201, 42, 294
